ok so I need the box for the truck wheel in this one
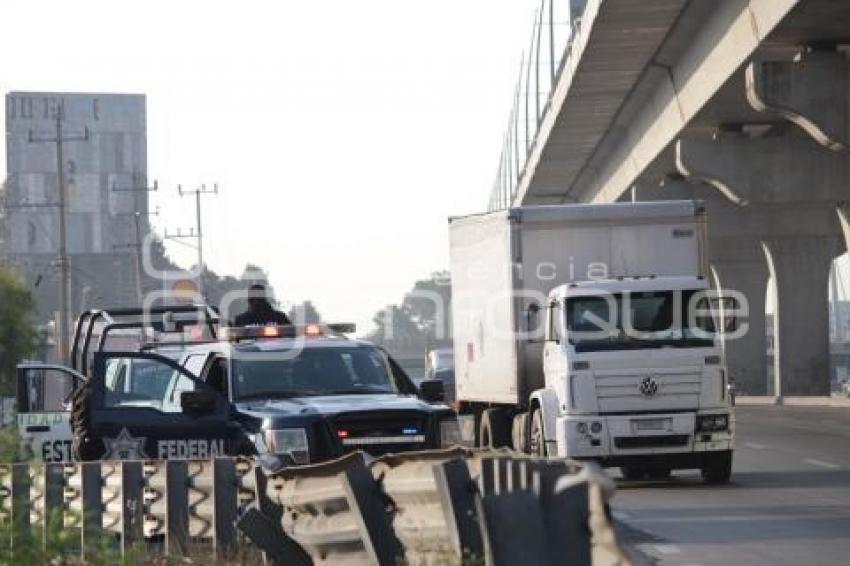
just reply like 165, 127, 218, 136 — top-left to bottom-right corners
69, 378, 104, 461
701, 450, 733, 484
529, 409, 546, 457
479, 409, 510, 449
512, 413, 530, 453
645, 466, 672, 480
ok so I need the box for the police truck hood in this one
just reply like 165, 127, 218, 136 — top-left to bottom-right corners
235, 393, 434, 418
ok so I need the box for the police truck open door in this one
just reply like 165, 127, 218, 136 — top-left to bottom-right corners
16, 363, 85, 461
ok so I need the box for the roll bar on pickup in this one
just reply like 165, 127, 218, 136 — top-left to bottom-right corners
69, 305, 221, 376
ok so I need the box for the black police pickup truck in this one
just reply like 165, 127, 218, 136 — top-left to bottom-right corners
16, 308, 460, 464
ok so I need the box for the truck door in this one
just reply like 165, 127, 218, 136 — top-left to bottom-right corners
16, 363, 85, 461
88, 352, 251, 460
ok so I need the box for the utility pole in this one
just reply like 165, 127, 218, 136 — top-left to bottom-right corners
114, 209, 159, 306
28, 103, 89, 361
165, 183, 218, 297
112, 179, 158, 305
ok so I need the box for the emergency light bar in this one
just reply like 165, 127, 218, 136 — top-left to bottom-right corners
222, 323, 357, 342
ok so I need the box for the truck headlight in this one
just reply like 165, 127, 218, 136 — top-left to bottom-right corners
697, 414, 729, 432
265, 429, 309, 465
440, 418, 464, 447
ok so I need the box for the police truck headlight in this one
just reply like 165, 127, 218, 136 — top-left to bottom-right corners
265, 429, 309, 465
440, 418, 464, 447
697, 414, 729, 432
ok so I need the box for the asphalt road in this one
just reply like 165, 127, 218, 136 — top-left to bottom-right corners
613, 406, 850, 566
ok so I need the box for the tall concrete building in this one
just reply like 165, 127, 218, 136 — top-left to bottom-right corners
3, 92, 150, 325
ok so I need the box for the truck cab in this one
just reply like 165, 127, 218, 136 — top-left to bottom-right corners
539, 276, 733, 482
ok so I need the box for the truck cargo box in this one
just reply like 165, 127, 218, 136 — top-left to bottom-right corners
449, 200, 707, 406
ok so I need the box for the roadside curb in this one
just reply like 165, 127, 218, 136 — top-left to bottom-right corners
737, 396, 850, 407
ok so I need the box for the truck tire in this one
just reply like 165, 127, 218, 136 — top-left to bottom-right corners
701, 450, 733, 484
645, 465, 672, 480
479, 409, 511, 449
69, 379, 104, 461
512, 413, 530, 453
529, 409, 546, 456
620, 466, 647, 481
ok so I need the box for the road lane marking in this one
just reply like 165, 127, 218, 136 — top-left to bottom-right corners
803, 458, 839, 469
743, 441, 767, 449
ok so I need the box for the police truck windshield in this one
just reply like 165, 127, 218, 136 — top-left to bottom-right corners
232, 346, 398, 401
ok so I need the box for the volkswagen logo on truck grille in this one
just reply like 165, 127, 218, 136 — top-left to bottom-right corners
639, 376, 659, 397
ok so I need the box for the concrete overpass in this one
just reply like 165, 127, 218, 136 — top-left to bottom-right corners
493, 0, 850, 396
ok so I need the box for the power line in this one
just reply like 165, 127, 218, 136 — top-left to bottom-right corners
164, 183, 218, 298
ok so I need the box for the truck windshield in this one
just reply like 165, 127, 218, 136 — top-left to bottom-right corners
565, 290, 716, 352
231, 346, 397, 401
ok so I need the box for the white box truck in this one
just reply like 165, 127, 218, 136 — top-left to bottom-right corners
449, 201, 734, 482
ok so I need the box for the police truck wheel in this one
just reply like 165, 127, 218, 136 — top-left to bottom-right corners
70, 378, 104, 461
529, 409, 546, 457
479, 409, 510, 449
701, 450, 733, 484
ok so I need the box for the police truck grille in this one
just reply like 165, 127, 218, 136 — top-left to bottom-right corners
331, 411, 429, 456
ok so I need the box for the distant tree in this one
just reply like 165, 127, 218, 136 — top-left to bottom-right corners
289, 301, 322, 324
366, 305, 425, 352
0, 178, 8, 261
0, 266, 37, 394
400, 270, 452, 347
201, 264, 273, 322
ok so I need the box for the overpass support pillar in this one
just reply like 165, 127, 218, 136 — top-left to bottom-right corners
710, 253, 770, 396
839, 204, 850, 251
762, 237, 843, 396
676, 132, 848, 396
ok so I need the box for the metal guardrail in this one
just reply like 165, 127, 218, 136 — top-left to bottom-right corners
0, 450, 628, 565
0, 458, 258, 560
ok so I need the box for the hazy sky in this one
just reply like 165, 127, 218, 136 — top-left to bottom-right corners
2, 1, 848, 332
1, 0, 541, 332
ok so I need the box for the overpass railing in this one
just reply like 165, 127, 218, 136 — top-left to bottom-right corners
488, 0, 592, 211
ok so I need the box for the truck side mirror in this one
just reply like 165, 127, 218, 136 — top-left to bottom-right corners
181, 390, 216, 417
419, 379, 445, 404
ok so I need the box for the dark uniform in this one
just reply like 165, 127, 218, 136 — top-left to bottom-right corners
234, 302, 291, 327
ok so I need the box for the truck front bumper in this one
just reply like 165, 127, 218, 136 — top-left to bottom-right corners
556, 411, 733, 468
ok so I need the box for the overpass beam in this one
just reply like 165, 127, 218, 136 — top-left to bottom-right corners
676, 133, 850, 205
747, 51, 849, 151
762, 236, 844, 396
